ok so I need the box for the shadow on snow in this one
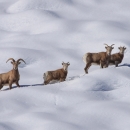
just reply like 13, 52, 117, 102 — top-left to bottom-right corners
2, 83, 44, 91
118, 63, 130, 67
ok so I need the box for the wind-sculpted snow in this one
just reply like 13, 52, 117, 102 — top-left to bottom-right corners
0, 0, 130, 130
7, 0, 68, 13
1, 67, 130, 130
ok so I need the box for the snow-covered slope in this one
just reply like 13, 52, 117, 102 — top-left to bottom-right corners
0, 0, 130, 130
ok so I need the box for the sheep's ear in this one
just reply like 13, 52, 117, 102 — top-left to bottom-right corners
124, 47, 126, 50
112, 47, 114, 49
62, 62, 64, 65
18, 62, 21, 65
118, 47, 120, 50
67, 62, 70, 65
11, 61, 13, 64
105, 47, 107, 49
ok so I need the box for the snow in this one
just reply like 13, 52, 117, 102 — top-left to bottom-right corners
0, 0, 130, 130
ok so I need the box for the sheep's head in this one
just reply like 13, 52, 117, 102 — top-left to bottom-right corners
6, 58, 26, 70
62, 62, 70, 71
104, 44, 114, 56
118, 46, 126, 54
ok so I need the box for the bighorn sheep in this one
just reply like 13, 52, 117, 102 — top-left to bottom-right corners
43, 62, 70, 85
0, 58, 26, 90
109, 46, 126, 67
83, 44, 114, 73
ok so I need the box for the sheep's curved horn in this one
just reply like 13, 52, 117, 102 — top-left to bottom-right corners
6, 58, 15, 63
104, 43, 109, 47
17, 59, 26, 64
123, 46, 126, 49
111, 44, 115, 47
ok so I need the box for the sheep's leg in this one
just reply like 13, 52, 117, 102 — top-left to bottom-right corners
43, 81, 47, 85
16, 81, 20, 88
103, 64, 107, 68
44, 79, 51, 85
60, 78, 65, 82
9, 81, 13, 90
115, 61, 119, 67
105, 60, 109, 68
84, 63, 91, 74
0, 84, 3, 90
44, 80, 50, 85
100, 61, 105, 68
0, 80, 3, 90
100, 61, 103, 68
44, 80, 47, 85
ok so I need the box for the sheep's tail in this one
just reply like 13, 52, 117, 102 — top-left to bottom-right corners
83, 53, 88, 64
43, 72, 49, 81
43, 73, 46, 81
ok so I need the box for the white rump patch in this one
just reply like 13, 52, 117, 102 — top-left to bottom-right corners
83, 54, 88, 64
43, 72, 49, 81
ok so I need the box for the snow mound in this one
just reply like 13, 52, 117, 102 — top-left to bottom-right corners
7, 0, 65, 13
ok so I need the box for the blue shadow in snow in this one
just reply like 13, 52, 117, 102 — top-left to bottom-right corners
2, 83, 44, 91
118, 63, 130, 67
